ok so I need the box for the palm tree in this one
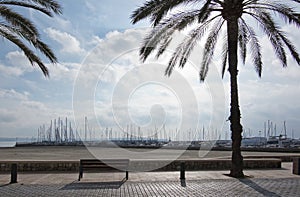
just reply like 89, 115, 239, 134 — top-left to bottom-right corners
0, 0, 62, 76
131, 0, 300, 178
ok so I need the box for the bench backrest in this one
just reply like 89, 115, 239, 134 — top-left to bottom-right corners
80, 159, 129, 172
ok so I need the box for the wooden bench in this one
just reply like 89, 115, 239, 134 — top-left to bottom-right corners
78, 159, 129, 181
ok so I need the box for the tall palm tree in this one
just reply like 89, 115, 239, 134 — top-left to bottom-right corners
131, 0, 300, 178
0, 0, 62, 76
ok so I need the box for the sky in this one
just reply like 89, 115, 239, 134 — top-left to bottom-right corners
0, 1, 300, 140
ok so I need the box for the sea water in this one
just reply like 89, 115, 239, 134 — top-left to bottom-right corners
0, 138, 32, 147
0, 140, 16, 147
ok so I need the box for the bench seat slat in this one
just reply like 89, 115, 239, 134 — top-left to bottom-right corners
82, 166, 128, 170
80, 163, 128, 165
78, 159, 129, 181
81, 165, 128, 168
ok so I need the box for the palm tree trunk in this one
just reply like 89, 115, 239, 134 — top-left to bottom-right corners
227, 18, 244, 178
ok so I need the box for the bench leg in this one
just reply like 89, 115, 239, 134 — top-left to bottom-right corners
293, 157, 300, 175
10, 163, 18, 184
180, 162, 185, 180
126, 171, 128, 180
78, 166, 83, 181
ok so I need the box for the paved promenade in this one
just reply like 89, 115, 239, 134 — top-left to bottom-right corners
0, 163, 299, 196
1, 146, 299, 161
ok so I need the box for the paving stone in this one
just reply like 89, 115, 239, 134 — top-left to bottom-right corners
0, 178, 299, 197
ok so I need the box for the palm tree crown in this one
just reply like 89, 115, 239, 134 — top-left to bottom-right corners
131, 0, 300, 79
0, 0, 62, 76
131, 0, 300, 178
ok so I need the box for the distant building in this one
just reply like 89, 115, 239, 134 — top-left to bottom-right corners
215, 140, 231, 148
242, 137, 267, 147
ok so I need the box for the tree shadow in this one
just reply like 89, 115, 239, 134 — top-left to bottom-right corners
61, 178, 126, 190
0, 183, 10, 187
239, 178, 280, 197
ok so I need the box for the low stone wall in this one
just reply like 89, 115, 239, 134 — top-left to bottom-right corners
0, 161, 79, 172
212, 147, 300, 153
0, 158, 281, 173
243, 155, 299, 162
129, 158, 281, 172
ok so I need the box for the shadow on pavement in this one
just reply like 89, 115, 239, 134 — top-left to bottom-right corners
61, 179, 126, 190
0, 183, 10, 187
239, 179, 280, 197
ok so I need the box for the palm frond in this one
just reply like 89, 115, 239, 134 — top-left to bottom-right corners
2, 23, 57, 63
165, 15, 220, 76
243, 0, 259, 6
34, 39, 57, 63
0, 28, 49, 76
140, 9, 203, 61
240, 18, 262, 76
248, 10, 287, 67
178, 14, 222, 68
131, 0, 163, 25
0, 0, 61, 76
221, 33, 228, 78
0, 1, 50, 16
200, 18, 224, 81
131, 0, 203, 26
26, 0, 62, 14
244, 2, 300, 28
278, 31, 300, 65
140, 24, 175, 62
198, 0, 212, 23
238, 20, 248, 65
0, 6, 39, 36
132, 0, 300, 82
0, 0, 62, 15
155, 37, 172, 59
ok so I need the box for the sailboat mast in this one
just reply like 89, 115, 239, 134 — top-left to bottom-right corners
84, 116, 87, 142
284, 121, 287, 138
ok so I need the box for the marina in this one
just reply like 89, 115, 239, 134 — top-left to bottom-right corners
6, 117, 299, 150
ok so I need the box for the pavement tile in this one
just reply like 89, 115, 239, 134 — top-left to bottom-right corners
0, 162, 299, 196
1, 178, 300, 197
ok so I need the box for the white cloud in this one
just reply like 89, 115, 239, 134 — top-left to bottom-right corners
47, 62, 80, 81
0, 88, 29, 100
0, 50, 80, 80
6, 51, 32, 68
1, 16, 300, 139
0, 51, 36, 77
71, 28, 220, 138
45, 28, 85, 55
0, 64, 23, 77
0, 88, 73, 137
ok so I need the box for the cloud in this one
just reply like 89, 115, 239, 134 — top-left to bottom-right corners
0, 88, 73, 137
47, 62, 80, 81
0, 51, 36, 77
1, 19, 300, 139
71, 28, 221, 137
6, 51, 32, 68
0, 88, 29, 100
45, 28, 85, 55
0, 64, 23, 77
0, 109, 18, 123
